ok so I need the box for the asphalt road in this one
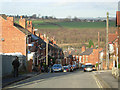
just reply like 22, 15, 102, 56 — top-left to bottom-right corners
5, 70, 99, 88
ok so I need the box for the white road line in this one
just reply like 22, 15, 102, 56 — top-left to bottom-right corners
4, 79, 45, 89
92, 75, 102, 88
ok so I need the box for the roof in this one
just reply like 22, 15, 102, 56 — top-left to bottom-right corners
108, 33, 117, 42
64, 49, 81, 57
79, 48, 95, 55
0, 14, 7, 20
14, 23, 31, 35
31, 34, 39, 41
0, 14, 31, 35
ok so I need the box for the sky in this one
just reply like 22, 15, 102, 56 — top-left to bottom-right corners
0, 0, 119, 18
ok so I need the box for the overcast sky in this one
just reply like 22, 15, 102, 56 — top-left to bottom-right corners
0, 0, 119, 18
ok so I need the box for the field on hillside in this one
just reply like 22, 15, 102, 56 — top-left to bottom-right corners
15, 19, 116, 49
32, 20, 115, 29
36, 27, 116, 49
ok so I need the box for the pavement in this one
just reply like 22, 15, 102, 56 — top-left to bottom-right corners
2, 72, 40, 88
93, 70, 119, 89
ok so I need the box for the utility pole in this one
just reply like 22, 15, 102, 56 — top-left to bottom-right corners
106, 12, 109, 70
98, 32, 100, 70
46, 36, 49, 66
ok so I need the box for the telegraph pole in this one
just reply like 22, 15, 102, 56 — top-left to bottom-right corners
98, 32, 100, 70
46, 36, 48, 66
106, 12, 109, 70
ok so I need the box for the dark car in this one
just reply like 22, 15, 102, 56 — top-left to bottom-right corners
68, 65, 74, 72
63, 66, 70, 72
72, 64, 76, 70
92, 65, 96, 71
84, 65, 93, 72
51, 64, 63, 72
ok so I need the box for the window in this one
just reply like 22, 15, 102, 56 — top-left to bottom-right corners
79, 56, 82, 63
86, 56, 88, 62
83, 55, 85, 63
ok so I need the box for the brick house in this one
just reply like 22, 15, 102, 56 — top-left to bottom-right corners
108, 31, 118, 69
0, 14, 31, 56
78, 46, 103, 65
116, 11, 120, 65
66, 45, 103, 69
0, 14, 64, 72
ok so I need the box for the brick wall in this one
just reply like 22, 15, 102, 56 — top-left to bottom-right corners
0, 16, 26, 56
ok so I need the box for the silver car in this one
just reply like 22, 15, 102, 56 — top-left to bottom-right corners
51, 64, 63, 72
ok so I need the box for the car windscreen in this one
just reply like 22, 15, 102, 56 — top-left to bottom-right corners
53, 64, 62, 67
63, 67, 68, 69
85, 65, 93, 68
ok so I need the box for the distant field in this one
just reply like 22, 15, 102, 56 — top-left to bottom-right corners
31, 20, 116, 29
14, 19, 116, 29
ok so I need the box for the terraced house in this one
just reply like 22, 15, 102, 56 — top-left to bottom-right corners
0, 14, 64, 72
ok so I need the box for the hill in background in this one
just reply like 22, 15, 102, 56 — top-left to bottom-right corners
15, 19, 116, 50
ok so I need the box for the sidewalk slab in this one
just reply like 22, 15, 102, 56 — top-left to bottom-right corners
94, 70, 118, 88
2, 72, 40, 88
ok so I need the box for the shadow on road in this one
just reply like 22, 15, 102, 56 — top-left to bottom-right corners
6, 69, 85, 88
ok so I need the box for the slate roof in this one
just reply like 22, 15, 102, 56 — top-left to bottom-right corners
64, 49, 81, 57
79, 48, 95, 55
0, 14, 7, 20
14, 23, 31, 35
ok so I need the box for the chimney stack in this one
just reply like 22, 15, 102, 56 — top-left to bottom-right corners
82, 45, 86, 52
7, 17, 14, 26
19, 16, 26, 28
27, 20, 33, 33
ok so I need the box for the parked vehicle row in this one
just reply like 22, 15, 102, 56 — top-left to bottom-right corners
51, 64, 77, 73
51, 63, 96, 73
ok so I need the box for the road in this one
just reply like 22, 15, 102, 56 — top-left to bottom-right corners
5, 70, 99, 88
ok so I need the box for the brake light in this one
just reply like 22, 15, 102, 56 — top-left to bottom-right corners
84, 68, 86, 70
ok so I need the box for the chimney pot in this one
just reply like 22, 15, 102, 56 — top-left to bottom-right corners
20, 16, 22, 19
30, 21, 32, 25
27, 21, 29, 25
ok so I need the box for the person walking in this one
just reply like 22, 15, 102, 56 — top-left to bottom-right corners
12, 56, 20, 77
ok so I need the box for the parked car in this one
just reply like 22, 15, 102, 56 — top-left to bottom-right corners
63, 66, 70, 72
92, 65, 96, 71
51, 64, 63, 72
84, 65, 93, 72
72, 64, 76, 70
68, 65, 74, 72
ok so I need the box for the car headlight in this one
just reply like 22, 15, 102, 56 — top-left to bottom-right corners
59, 68, 62, 70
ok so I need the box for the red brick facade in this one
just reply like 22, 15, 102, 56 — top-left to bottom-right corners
0, 15, 26, 56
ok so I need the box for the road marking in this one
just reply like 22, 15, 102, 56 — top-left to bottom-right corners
4, 79, 45, 89
93, 75, 102, 88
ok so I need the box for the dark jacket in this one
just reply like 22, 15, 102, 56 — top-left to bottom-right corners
12, 59, 20, 68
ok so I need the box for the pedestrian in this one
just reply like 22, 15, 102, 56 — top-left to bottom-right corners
12, 56, 20, 77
